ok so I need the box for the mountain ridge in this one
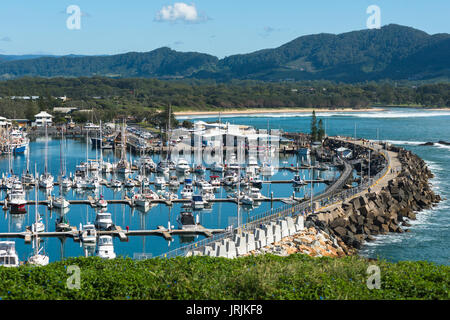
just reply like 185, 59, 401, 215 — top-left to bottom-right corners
0, 24, 448, 82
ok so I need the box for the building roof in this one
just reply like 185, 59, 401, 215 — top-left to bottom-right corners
35, 111, 53, 118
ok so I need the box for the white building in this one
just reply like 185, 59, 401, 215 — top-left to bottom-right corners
0, 116, 12, 127
34, 111, 53, 127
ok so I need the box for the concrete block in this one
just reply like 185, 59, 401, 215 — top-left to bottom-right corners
245, 232, 256, 252
263, 224, 274, 244
273, 224, 282, 243
235, 235, 247, 256
254, 228, 266, 248
225, 240, 236, 259
203, 245, 214, 256
215, 244, 227, 257
285, 216, 296, 235
295, 215, 304, 231
278, 219, 289, 238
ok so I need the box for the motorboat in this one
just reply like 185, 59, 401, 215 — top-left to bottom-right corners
53, 195, 70, 209
191, 195, 204, 210
137, 156, 156, 171
0, 241, 19, 267
8, 181, 27, 212
180, 183, 193, 199
177, 210, 197, 230
96, 195, 108, 208
81, 224, 97, 243
157, 160, 170, 174
39, 173, 54, 189
95, 212, 114, 230
96, 235, 116, 259
110, 179, 122, 188
193, 164, 205, 174
223, 173, 238, 187
59, 175, 73, 189
209, 175, 221, 188
154, 176, 166, 189
240, 194, 254, 206
55, 215, 71, 232
168, 176, 180, 189
201, 189, 215, 201
124, 178, 136, 188
210, 162, 224, 173
175, 158, 190, 173
292, 174, 306, 186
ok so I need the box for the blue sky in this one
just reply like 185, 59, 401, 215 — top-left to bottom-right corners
0, 0, 448, 58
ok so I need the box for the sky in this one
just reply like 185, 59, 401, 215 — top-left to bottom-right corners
0, 0, 448, 58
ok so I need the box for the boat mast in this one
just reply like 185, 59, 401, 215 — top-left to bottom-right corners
44, 122, 48, 175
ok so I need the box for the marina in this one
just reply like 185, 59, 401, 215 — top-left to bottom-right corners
0, 119, 338, 264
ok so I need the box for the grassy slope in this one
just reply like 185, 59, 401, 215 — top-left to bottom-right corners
0, 255, 448, 300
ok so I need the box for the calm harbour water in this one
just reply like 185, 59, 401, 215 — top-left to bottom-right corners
182, 107, 450, 265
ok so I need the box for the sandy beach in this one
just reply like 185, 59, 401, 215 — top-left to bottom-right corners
174, 107, 384, 117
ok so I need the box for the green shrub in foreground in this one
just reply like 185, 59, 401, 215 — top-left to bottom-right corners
0, 254, 448, 300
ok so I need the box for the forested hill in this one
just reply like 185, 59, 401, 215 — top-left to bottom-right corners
0, 48, 218, 79
0, 24, 449, 82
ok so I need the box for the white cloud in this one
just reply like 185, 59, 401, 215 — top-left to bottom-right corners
156, 3, 207, 23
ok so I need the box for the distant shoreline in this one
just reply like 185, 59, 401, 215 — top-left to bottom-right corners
174, 107, 384, 117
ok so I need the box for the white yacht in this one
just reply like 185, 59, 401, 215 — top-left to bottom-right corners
95, 212, 113, 230
175, 158, 190, 173
27, 237, 49, 266
180, 182, 193, 199
96, 236, 116, 259
81, 224, 97, 244
39, 173, 54, 189
0, 241, 19, 267
110, 179, 122, 188
59, 175, 73, 189
209, 175, 221, 188
223, 173, 238, 186
53, 195, 70, 209
154, 176, 166, 189
191, 195, 205, 210
8, 180, 27, 212
210, 162, 224, 173
133, 193, 149, 208
168, 176, 180, 189
96, 195, 108, 208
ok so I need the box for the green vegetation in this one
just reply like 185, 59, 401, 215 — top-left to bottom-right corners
0, 78, 448, 125
0, 255, 448, 300
0, 25, 448, 82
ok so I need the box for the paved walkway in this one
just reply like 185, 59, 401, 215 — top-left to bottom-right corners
315, 139, 402, 214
